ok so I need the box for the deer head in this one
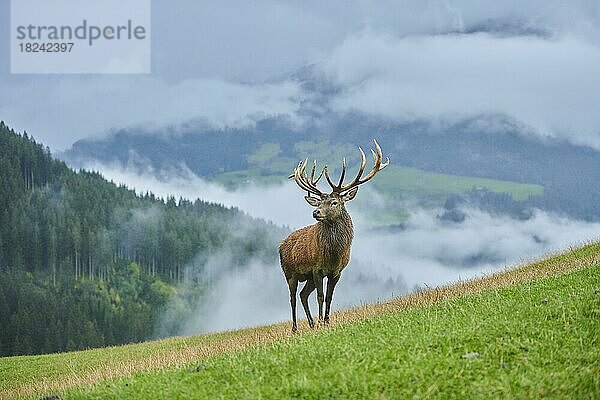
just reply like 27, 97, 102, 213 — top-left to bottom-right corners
290, 139, 390, 222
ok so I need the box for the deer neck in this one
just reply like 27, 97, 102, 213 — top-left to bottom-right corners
317, 210, 354, 265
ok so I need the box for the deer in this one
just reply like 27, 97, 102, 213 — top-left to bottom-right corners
279, 139, 389, 332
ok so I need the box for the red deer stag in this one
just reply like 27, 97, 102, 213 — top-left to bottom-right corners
279, 139, 389, 332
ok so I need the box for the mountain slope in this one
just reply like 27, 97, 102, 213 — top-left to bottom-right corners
2, 242, 598, 399
77, 260, 598, 400
62, 114, 600, 221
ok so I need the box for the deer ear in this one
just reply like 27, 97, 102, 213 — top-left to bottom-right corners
342, 187, 359, 202
304, 196, 320, 207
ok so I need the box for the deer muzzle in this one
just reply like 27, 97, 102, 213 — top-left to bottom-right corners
313, 209, 324, 221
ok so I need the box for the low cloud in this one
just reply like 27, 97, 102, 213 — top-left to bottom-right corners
3, 1, 600, 151
85, 160, 311, 228
88, 162, 600, 333
320, 31, 600, 150
149, 0, 600, 82
351, 208, 600, 289
0, 77, 304, 151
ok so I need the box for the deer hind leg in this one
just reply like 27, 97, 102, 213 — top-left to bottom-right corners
324, 274, 340, 324
313, 270, 325, 323
287, 278, 299, 333
300, 279, 316, 328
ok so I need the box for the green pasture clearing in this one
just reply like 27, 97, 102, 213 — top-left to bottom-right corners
212, 164, 543, 202
371, 166, 544, 201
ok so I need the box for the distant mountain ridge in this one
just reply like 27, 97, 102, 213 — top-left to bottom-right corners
63, 113, 600, 221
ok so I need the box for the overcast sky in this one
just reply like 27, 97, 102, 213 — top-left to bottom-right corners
1, 0, 599, 150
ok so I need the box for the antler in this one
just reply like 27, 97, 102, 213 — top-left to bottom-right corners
324, 139, 389, 194
289, 158, 326, 198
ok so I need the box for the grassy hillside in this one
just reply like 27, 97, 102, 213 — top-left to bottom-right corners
371, 166, 543, 201
213, 164, 544, 226
213, 164, 543, 202
1, 242, 598, 399
211, 140, 544, 201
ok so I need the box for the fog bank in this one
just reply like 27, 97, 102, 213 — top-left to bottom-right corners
89, 163, 600, 333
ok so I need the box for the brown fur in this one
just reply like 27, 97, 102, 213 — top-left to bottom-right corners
279, 215, 353, 279
279, 193, 355, 332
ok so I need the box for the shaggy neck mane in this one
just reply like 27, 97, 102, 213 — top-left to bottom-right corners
317, 210, 354, 263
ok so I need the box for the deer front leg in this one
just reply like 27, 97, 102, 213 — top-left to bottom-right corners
313, 270, 325, 323
324, 274, 340, 324
287, 278, 299, 333
300, 279, 316, 328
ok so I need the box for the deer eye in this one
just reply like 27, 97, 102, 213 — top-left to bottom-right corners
331, 201, 339, 206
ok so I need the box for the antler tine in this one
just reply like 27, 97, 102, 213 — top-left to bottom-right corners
326, 151, 364, 193
292, 159, 311, 191
324, 164, 336, 190
332, 146, 366, 193
337, 158, 346, 187
290, 158, 326, 198
338, 139, 389, 193
356, 147, 368, 184
301, 160, 318, 197
308, 159, 325, 187
312, 163, 325, 185
288, 159, 306, 179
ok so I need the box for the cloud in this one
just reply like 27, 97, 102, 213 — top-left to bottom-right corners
350, 208, 600, 289
2, 1, 599, 150
320, 31, 600, 149
0, 76, 304, 150
149, 0, 342, 82
151, 0, 600, 83
84, 160, 312, 228
87, 162, 600, 333
181, 205, 599, 334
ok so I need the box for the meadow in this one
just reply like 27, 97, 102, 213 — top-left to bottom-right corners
213, 164, 544, 202
1, 242, 597, 399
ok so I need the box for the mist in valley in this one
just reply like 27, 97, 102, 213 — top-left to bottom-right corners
87, 162, 600, 335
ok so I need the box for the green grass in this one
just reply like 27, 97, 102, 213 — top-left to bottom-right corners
212, 164, 543, 202
371, 166, 544, 201
0, 329, 249, 398
2, 243, 597, 399
68, 249, 597, 399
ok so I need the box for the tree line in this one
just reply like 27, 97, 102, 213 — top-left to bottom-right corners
0, 122, 284, 356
